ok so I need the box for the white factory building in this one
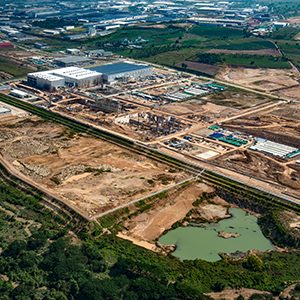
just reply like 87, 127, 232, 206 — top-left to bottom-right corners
27, 67, 102, 91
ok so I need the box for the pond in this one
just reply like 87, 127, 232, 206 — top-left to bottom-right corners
158, 208, 273, 262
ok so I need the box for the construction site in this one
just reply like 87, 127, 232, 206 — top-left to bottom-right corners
0, 115, 188, 220
0, 61, 248, 142
217, 66, 300, 101
1, 59, 300, 201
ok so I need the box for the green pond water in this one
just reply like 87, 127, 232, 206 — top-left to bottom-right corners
159, 208, 273, 262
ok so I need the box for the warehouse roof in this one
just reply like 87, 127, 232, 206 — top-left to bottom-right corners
53, 67, 101, 80
89, 62, 150, 75
28, 71, 63, 82
28, 67, 101, 81
250, 139, 299, 158
54, 56, 91, 64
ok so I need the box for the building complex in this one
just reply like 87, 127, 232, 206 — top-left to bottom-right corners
27, 62, 152, 90
27, 67, 102, 90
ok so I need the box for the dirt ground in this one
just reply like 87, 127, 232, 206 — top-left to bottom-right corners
214, 150, 300, 192
205, 89, 270, 109
279, 210, 300, 239
277, 85, 300, 100
189, 201, 231, 223
206, 288, 272, 300
208, 48, 280, 56
177, 61, 219, 76
224, 111, 300, 148
160, 101, 238, 120
287, 17, 300, 24
121, 183, 213, 244
217, 66, 300, 97
272, 102, 300, 121
0, 116, 188, 218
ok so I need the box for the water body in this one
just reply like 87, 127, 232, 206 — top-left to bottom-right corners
159, 208, 273, 262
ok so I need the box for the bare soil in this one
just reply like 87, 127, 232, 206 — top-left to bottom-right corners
0, 116, 187, 218
272, 102, 300, 121
217, 66, 300, 96
279, 210, 300, 239
224, 112, 300, 148
122, 183, 213, 243
205, 89, 269, 109
208, 48, 280, 56
190, 201, 231, 223
177, 61, 219, 76
214, 150, 300, 192
277, 85, 300, 100
206, 288, 272, 300
160, 101, 238, 119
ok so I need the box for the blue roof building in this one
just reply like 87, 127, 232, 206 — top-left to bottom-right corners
89, 62, 152, 82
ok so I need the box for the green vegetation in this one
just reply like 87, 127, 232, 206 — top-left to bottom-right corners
271, 27, 300, 40
22, 22, 300, 70
189, 26, 243, 39
259, 210, 300, 248
1, 176, 300, 299
32, 18, 79, 29
218, 54, 290, 69
195, 52, 290, 69
0, 55, 33, 77
215, 40, 277, 50
276, 40, 300, 68
268, 0, 300, 18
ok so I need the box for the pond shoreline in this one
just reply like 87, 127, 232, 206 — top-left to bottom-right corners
158, 208, 274, 262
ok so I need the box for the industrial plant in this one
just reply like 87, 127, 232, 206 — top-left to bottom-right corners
27, 61, 153, 90
89, 62, 152, 83
27, 67, 102, 90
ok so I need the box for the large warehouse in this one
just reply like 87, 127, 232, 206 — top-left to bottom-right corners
27, 67, 102, 90
54, 56, 92, 67
89, 62, 152, 83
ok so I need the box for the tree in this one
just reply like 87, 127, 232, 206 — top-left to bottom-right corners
4, 240, 27, 258
244, 255, 263, 271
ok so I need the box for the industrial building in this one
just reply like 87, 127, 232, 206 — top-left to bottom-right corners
27, 67, 102, 91
54, 56, 92, 67
250, 138, 300, 159
9, 89, 30, 99
89, 62, 152, 83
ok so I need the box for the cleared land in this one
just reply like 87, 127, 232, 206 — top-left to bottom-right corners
224, 108, 300, 148
176, 61, 219, 76
0, 49, 38, 79
160, 101, 238, 119
118, 182, 240, 252
0, 116, 188, 218
217, 66, 300, 98
122, 183, 211, 244
204, 89, 270, 109
207, 49, 281, 56
214, 150, 300, 192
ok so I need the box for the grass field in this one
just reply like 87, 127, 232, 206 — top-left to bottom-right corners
214, 40, 277, 50
20, 23, 300, 71
0, 55, 33, 77
215, 53, 290, 69
276, 40, 300, 68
